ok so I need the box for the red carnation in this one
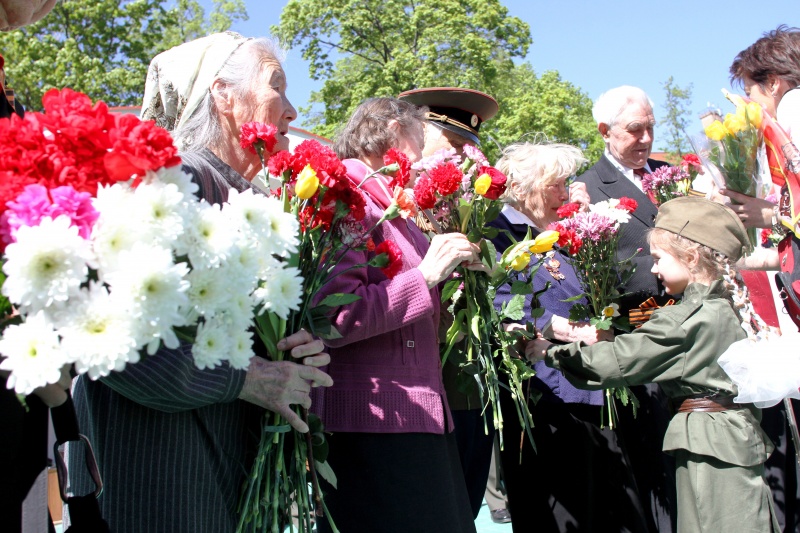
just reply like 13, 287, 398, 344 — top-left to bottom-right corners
291, 140, 347, 188
556, 202, 582, 219
375, 240, 403, 279
267, 150, 293, 178
413, 175, 437, 210
475, 166, 507, 200
39, 88, 114, 149
428, 161, 462, 196
383, 148, 412, 189
240, 122, 278, 155
680, 153, 704, 174
618, 197, 638, 213
104, 114, 181, 182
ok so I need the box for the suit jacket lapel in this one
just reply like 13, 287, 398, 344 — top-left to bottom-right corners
594, 156, 658, 227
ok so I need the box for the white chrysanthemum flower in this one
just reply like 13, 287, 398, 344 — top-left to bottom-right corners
0, 312, 66, 395
128, 180, 191, 250
191, 317, 231, 369
184, 203, 238, 270
57, 282, 140, 379
253, 265, 303, 319
104, 243, 190, 354
227, 243, 265, 289
259, 206, 299, 257
227, 327, 254, 370
186, 265, 232, 318
224, 189, 277, 239
2, 216, 92, 313
144, 166, 199, 197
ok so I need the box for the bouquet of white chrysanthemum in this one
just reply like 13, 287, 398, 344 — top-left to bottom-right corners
0, 89, 302, 397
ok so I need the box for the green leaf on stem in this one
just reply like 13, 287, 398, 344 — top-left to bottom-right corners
467, 227, 483, 243
502, 294, 526, 321
441, 278, 461, 303
483, 226, 499, 239
510, 280, 532, 295
315, 459, 338, 489
317, 293, 361, 307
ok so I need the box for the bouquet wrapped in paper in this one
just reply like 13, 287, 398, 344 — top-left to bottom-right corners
0, 89, 301, 398
697, 91, 767, 247
239, 125, 408, 533
548, 197, 640, 427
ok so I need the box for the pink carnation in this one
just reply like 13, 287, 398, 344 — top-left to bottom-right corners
0, 184, 98, 245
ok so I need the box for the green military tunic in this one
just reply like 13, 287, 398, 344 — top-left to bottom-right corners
544, 280, 778, 533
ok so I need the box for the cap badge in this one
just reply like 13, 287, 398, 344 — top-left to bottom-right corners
470, 114, 479, 128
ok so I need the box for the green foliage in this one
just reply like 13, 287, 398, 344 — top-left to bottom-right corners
273, 0, 531, 140
485, 66, 604, 164
0, 0, 248, 111
660, 75, 694, 160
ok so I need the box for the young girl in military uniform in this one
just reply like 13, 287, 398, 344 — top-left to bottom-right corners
528, 196, 779, 533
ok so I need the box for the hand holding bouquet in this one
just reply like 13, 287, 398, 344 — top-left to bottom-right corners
548, 197, 640, 427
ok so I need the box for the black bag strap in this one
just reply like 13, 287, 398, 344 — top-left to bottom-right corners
50, 393, 110, 533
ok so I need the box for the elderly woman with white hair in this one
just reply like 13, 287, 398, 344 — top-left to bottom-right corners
69, 33, 333, 533
489, 141, 653, 533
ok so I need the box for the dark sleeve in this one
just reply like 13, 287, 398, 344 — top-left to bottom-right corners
100, 343, 245, 413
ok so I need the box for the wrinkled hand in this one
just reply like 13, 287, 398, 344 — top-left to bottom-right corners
569, 182, 591, 211
238, 330, 333, 433
550, 316, 613, 345
718, 189, 774, 228
525, 337, 552, 363
417, 233, 481, 288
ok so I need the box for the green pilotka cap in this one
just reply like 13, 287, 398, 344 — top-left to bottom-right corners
655, 197, 751, 261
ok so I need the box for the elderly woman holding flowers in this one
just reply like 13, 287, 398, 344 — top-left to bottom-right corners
311, 97, 482, 533
489, 141, 653, 533
69, 33, 333, 533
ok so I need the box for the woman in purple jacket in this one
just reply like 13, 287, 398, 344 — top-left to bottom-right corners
312, 97, 481, 533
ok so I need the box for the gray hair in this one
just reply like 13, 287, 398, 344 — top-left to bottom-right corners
591, 85, 654, 127
334, 97, 427, 160
496, 142, 587, 206
173, 38, 286, 152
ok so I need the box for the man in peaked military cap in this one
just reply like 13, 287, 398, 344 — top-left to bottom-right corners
398, 87, 509, 522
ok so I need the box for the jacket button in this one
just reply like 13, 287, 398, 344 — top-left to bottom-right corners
406, 341, 415, 348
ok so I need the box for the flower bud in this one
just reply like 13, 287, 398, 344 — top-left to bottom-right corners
474, 173, 492, 196
510, 252, 531, 271
295, 164, 319, 199
529, 230, 559, 254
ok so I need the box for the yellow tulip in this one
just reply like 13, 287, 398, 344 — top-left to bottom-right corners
474, 173, 492, 196
744, 102, 762, 129
510, 252, 531, 272
704, 120, 727, 141
529, 230, 559, 254
295, 164, 319, 199
723, 113, 746, 135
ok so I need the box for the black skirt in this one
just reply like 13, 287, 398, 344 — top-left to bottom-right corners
317, 431, 476, 533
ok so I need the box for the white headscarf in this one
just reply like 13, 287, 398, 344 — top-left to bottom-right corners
140, 31, 250, 131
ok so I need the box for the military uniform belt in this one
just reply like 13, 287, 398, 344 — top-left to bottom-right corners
672, 395, 745, 413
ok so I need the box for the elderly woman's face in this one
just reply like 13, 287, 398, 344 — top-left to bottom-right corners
234, 63, 297, 154
520, 176, 569, 227
0, 0, 58, 30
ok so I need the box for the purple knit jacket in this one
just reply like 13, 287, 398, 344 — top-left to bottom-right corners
310, 159, 452, 434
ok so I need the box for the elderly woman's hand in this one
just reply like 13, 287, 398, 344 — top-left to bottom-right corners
524, 337, 552, 363
549, 316, 613, 345
569, 181, 591, 212
417, 233, 481, 289
238, 330, 334, 433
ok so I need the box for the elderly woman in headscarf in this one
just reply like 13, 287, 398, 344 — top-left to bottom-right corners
489, 141, 652, 533
69, 33, 333, 533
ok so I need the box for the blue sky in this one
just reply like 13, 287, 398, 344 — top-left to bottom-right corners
209, 0, 797, 149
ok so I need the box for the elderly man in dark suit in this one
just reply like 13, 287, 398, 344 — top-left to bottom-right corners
576, 85, 677, 533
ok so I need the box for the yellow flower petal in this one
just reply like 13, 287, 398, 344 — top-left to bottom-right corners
474, 174, 491, 196
704, 120, 727, 141
295, 164, 319, 199
723, 113, 746, 135
529, 230, 559, 254
510, 252, 531, 271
